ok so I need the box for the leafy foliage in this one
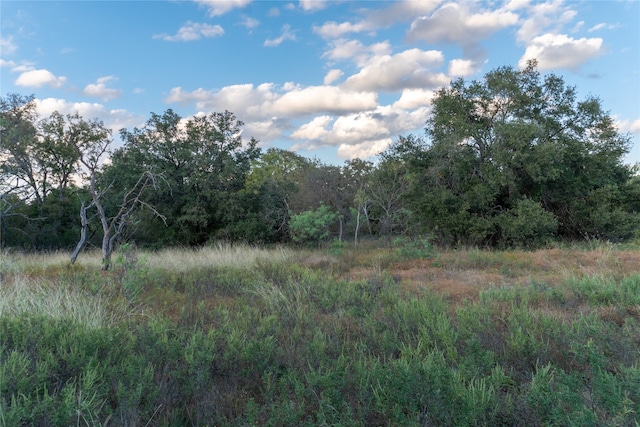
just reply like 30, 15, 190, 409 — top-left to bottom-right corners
393, 61, 636, 246
289, 204, 339, 245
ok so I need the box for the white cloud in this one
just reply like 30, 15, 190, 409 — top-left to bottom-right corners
268, 7, 280, 17
342, 48, 447, 92
336, 138, 392, 160
312, 0, 444, 39
313, 21, 369, 39
154, 22, 224, 42
15, 69, 67, 88
195, 0, 251, 17
240, 16, 259, 30
588, 22, 621, 33
0, 36, 17, 55
83, 76, 123, 101
34, 98, 143, 138
264, 24, 296, 46
1, 59, 35, 73
165, 82, 379, 149
0, 59, 16, 68
516, 0, 577, 43
407, 3, 518, 45
273, 86, 377, 115
616, 117, 640, 134
448, 58, 480, 77
290, 104, 432, 160
291, 115, 332, 140
299, 0, 328, 12
392, 88, 435, 110
519, 33, 604, 70
323, 69, 344, 85
322, 38, 392, 67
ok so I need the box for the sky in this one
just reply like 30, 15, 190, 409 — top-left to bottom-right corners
1, 0, 639, 166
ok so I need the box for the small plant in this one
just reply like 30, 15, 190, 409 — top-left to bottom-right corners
393, 236, 435, 259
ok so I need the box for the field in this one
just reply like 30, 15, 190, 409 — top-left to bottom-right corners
1, 241, 639, 426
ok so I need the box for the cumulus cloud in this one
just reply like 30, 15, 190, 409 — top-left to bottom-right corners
392, 88, 436, 110
290, 104, 432, 160
299, 0, 329, 12
154, 22, 224, 42
448, 58, 481, 77
312, 0, 444, 39
516, 0, 577, 43
342, 48, 447, 92
15, 69, 67, 88
195, 0, 251, 17
323, 69, 344, 85
313, 21, 369, 39
264, 24, 296, 46
407, 3, 518, 45
322, 38, 392, 67
166, 82, 377, 119
0, 36, 17, 55
83, 76, 123, 101
34, 98, 143, 138
616, 117, 640, 134
519, 33, 604, 70
273, 85, 377, 115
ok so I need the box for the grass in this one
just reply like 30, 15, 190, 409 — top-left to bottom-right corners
1, 242, 639, 426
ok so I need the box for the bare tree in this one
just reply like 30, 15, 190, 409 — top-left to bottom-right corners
63, 113, 164, 270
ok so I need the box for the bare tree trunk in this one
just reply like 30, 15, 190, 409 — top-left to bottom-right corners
70, 200, 93, 264
354, 206, 361, 248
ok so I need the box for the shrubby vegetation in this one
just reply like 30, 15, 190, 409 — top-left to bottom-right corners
2, 61, 638, 260
1, 243, 639, 425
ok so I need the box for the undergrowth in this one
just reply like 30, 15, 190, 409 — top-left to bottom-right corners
1, 244, 639, 426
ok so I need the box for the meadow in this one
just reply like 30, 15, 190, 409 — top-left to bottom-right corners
1, 241, 639, 426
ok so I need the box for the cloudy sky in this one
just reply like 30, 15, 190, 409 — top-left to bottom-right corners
1, 0, 639, 165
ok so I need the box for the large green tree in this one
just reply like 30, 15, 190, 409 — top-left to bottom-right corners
0, 95, 84, 249
115, 109, 260, 246
400, 61, 636, 246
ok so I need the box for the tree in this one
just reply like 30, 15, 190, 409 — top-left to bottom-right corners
406, 60, 636, 246
343, 158, 374, 247
117, 109, 260, 245
49, 113, 164, 270
1, 95, 83, 249
0, 94, 41, 204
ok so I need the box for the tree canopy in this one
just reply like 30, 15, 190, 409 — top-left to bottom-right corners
1, 61, 638, 255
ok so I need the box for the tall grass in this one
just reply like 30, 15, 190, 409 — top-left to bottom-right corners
0, 276, 121, 329
1, 243, 639, 426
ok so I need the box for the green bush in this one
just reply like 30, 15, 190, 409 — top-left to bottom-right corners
498, 198, 558, 248
289, 205, 339, 245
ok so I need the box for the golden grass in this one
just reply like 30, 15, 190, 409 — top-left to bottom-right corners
145, 243, 299, 272
0, 275, 123, 328
0, 249, 103, 274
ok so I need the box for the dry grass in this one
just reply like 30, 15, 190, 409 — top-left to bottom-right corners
342, 245, 640, 305
146, 243, 299, 272
0, 275, 123, 328
0, 249, 103, 274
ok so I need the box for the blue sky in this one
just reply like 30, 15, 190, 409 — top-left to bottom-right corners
1, 0, 639, 165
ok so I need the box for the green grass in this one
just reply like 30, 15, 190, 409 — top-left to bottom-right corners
1, 243, 639, 426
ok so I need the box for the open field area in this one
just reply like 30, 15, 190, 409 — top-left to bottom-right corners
1, 242, 639, 426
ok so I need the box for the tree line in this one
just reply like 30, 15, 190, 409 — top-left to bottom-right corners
2, 61, 638, 268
